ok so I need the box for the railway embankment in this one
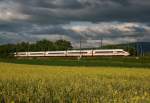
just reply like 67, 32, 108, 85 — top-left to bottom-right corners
0, 56, 150, 68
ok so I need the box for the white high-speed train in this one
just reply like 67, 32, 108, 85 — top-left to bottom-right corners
14, 49, 130, 57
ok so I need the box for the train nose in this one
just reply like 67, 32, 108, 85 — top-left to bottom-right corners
125, 52, 130, 56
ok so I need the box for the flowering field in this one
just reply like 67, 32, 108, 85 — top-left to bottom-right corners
0, 62, 150, 103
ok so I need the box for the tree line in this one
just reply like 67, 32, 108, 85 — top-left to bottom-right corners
0, 39, 73, 58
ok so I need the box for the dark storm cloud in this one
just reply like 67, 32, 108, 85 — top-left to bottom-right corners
1, 0, 150, 24
27, 25, 84, 40
0, 0, 150, 46
5, 0, 149, 24
0, 22, 32, 32
14, 0, 84, 9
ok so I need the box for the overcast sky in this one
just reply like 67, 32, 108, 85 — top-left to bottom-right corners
0, 0, 150, 47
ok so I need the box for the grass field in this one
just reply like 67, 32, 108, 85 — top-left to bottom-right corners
0, 62, 150, 103
1, 56, 150, 68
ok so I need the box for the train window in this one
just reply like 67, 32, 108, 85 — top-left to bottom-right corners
117, 51, 124, 53
30, 53, 44, 55
68, 52, 87, 54
48, 52, 65, 54
95, 51, 113, 53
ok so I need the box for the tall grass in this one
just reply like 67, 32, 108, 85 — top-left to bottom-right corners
0, 62, 150, 103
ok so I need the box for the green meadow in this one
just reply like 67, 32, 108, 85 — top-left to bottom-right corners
1, 57, 150, 68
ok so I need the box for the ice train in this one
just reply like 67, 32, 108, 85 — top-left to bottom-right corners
14, 49, 130, 57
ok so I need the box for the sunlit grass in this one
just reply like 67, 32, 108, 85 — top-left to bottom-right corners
0, 62, 150, 103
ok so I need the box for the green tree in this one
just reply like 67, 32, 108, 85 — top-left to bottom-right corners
36, 39, 56, 51
55, 40, 73, 50
16, 42, 29, 52
0, 44, 16, 58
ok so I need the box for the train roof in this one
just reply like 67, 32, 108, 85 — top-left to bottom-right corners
94, 49, 124, 51
14, 49, 125, 53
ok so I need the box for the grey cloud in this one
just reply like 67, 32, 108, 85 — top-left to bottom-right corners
0, 32, 37, 44
0, 0, 150, 46
8, 22, 150, 42
28, 25, 82, 40
0, 22, 32, 32
4, 0, 149, 24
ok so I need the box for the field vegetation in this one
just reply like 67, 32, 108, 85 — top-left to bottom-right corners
0, 62, 150, 103
1, 56, 150, 68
